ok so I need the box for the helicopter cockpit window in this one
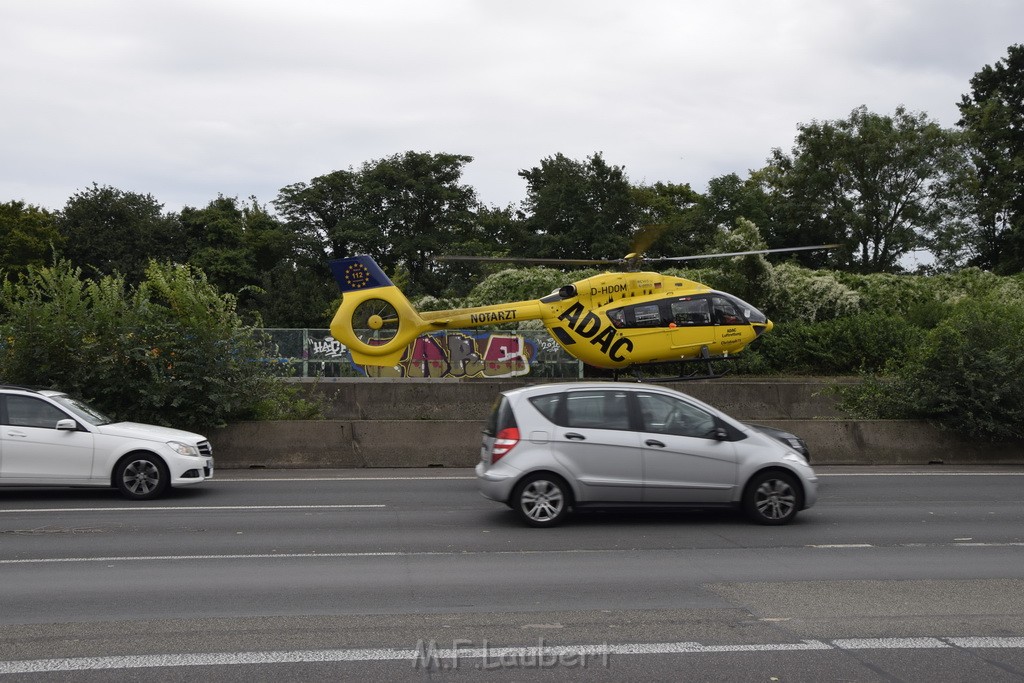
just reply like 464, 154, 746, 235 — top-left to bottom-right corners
709, 292, 768, 325
710, 295, 743, 325
670, 298, 711, 326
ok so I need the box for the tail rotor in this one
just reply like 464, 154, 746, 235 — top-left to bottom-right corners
352, 298, 401, 343
329, 255, 427, 366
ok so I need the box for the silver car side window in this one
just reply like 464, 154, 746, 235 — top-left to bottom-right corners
564, 390, 630, 430
637, 393, 716, 439
527, 393, 561, 423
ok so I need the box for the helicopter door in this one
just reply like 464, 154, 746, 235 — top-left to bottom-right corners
668, 297, 715, 353
709, 294, 749, 353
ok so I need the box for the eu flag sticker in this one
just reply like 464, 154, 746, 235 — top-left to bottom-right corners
329, 256, 394, 292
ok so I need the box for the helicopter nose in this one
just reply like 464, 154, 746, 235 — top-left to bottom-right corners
754, 319, 774, 337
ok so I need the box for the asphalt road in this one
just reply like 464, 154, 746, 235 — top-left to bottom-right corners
0, 467, 1023, 681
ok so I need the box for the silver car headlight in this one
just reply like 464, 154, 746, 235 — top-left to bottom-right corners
167, 441, 200, 457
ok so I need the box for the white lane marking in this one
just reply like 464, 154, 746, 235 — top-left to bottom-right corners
0, 505, 384, 514
215, 476, 476, 482
213, 472, 1024, 482
1, 637, 1023, 674
817, 472, 1024, 476
948, 637, 1024, 648
1, 550, 600, 565
4, 539, 1023, 565
834, 637, 949, 649
809, 543, 1024, 549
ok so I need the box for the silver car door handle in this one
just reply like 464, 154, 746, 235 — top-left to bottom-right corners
645, 439, 665, 448
564, 432, 586, 441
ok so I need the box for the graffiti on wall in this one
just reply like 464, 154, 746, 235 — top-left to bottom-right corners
309, 331, 536, 378
310, 336, 347, 358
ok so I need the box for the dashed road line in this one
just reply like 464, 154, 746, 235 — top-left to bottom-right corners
0, 505, 384, 514
215, 476, 476, 481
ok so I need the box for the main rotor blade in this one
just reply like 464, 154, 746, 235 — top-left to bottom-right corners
652, 244, 840, 263
434, 255, 620, 266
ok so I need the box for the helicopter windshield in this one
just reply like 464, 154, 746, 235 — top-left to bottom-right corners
712, 292, 768, 325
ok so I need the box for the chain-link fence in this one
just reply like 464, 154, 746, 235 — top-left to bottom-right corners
259, 329, 583, 379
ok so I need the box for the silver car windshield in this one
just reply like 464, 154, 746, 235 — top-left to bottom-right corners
51, 395, 113, 426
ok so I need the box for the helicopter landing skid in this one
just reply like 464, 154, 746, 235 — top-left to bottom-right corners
615, 355, 739, 383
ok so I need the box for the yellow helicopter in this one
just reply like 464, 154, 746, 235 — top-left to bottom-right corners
328, 245, 835, 379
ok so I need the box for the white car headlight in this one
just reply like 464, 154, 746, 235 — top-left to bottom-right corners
167, 441, 200, 457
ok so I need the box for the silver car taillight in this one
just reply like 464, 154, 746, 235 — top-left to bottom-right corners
491, 427, 520, 463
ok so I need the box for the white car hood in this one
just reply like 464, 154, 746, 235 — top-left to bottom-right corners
95, 422, 206, 443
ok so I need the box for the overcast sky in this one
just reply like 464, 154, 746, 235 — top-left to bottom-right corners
2, 1, 1021, 216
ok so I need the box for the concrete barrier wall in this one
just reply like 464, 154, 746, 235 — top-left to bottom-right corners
296, 377, 852, 422
209, 419, 1024, 469
204, 379, 1021, 468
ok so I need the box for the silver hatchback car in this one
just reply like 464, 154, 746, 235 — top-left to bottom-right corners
476, 382, 817, 527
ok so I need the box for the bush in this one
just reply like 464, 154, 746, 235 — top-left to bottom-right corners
464, 267, 600, 308
741, 311, 925, 375
838, 295, 1024, 441
763, 263, 862, 323
0, 260, 320, 428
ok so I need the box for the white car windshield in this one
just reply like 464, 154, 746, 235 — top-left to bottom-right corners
51, 394, 113, 426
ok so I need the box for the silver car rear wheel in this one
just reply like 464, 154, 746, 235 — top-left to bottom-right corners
743, 471, 800, 525
513, 474, 570, 527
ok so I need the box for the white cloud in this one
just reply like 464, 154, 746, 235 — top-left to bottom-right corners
1, 0, 1020, 212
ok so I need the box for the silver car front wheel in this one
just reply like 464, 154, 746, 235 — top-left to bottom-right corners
743, 471, 800, 525
513, 474, 570, 527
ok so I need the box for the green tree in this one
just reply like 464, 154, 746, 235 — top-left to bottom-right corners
180, 196, 258, 295
630, 181, 707, 258
57, 183, 184, 282
957, 44, 1024, 274
357, 151, 479, 295
0, 201, 63, 280
274, 152, 479, 296
518, 152, 639, 260
275, 168, 363, 265
769, 106, 968, 272
178, 195, 295, 320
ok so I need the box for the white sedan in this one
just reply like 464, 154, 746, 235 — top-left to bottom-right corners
0, 386, 213, 499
